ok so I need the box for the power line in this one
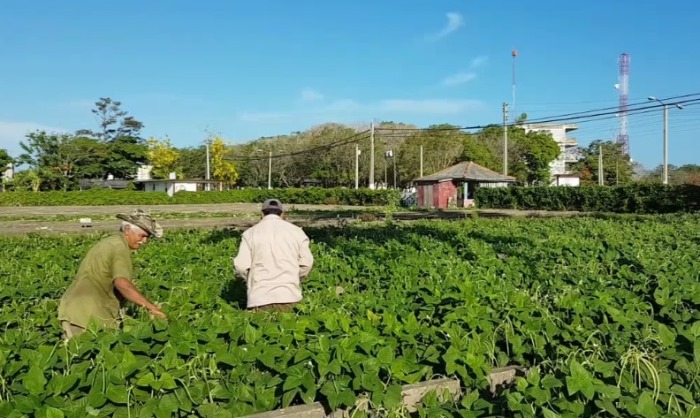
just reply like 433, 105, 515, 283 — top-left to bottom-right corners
224, 93, 700, 162
374, 93, 700, 132
226, 130, 370, 162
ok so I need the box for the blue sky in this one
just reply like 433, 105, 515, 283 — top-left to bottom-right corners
1, 0, 698, 169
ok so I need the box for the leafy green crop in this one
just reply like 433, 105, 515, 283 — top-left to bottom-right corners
0, 215, 698, 417
0, 188, 400, 207
475, 184, 700, 214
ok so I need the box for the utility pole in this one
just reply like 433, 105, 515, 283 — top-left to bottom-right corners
384, 157, 388, 186
354, 144, 360, 189
205, 140, 211, 191
267, 150, 272, 189
369, 121, 375, 189
393, 155, 397, 189
663, 104, 668, 185
503, 103, 509, 175
648, 96, 683, 185
419, 144, 424, 178
598, 145, 604, 186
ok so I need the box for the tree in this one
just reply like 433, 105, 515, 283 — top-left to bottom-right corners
466, 125, 559, 184
210, 137, 239, 188
398, 124, 467, 183
460, 136, 497, 168
641, 164, 700, 185
77, 98, 148, 179
178, 146, 207, 179
19, 131, 107, 190
572, 140, 633, 186
520, 130, 561, 184
147, 137, 181, 179
85, 97, 145, 142
0, 148, 12, 170
12, 169, 42, 192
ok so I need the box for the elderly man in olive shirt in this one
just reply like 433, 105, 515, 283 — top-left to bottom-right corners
233, 199, 314, 312
58, 209, 167, 339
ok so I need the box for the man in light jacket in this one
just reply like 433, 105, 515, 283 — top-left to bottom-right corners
233, 199, 314, 312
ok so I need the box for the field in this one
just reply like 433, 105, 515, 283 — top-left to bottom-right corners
0, 214, 698, 417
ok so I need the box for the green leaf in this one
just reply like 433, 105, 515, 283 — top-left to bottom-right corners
158, 372, 177, 390
656, 324, 676, 347
135, 372, 156, 388
377, 346, 394, 365
384, 384, 403, 409
541, 375, 563, 389
106, 385, 128, 404
566, 360, 594, 400
283, 375, 302, 391
197, 403, 233, 418
636, 391, 659, 418
23, 366, 47, 396
541, 407, 560, 418
594, 399, 621, 417
44, 407, 64, 418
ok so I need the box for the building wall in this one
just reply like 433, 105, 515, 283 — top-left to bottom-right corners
435, 181, 458, 209
144, 181, 201, 194
417, 182, 457, 209
2, 164, 14, 181
554, 176, 580, 187
173, 182, 198, 193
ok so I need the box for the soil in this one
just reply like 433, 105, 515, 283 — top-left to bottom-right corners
0, 203, 583, 236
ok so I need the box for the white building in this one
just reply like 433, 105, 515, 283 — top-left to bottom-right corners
522, 123, 581, 186
2, 163, 14, 182
135, 166, 219, 195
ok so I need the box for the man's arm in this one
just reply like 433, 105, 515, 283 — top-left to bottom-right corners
112, 248, 166, 319
233, 235, 252, 280
113, 278, 166, 319
298, 235, 314, 280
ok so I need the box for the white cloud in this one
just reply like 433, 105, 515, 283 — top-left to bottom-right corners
238, 98, 484, 123
0, 121, 68, 158
299, 88, 324, 103
440, 56, 488, 87
470, 56, 488, 69
426, 12, 464, 41
441, 72, 477, 86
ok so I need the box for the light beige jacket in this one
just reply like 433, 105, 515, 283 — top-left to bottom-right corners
233, 215, 314, 308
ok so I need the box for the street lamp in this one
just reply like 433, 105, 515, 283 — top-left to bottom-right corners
648, 96, 683, 185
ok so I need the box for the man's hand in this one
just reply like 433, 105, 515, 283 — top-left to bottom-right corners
148, 304, 167, 320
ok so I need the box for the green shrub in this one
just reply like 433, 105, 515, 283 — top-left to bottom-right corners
475, 184, 700, 213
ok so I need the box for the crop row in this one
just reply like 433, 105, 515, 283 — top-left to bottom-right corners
0, 215, 698, 417
0, 188, 400, 207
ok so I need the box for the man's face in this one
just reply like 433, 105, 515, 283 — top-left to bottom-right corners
124, 225, 150, 250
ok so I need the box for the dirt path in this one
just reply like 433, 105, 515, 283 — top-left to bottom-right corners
0, 217, 352, 236
0, 203, 584, 236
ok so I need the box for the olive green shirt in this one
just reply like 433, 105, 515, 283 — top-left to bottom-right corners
58, 234, 133, 329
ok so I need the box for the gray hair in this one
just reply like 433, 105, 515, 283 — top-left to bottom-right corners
120, 220, 147, 236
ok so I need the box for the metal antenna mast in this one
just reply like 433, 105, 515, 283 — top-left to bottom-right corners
616, 53, 630, 155
511, 49, 518, 121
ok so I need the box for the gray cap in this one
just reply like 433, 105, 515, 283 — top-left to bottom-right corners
116, 209, 163, 238
262, 198, 283, 212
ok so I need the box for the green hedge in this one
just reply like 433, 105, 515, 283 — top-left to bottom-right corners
0, 188, 400, 207
475, 184, 700, 213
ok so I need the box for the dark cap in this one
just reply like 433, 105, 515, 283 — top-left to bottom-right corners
262, 198, 283, 212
